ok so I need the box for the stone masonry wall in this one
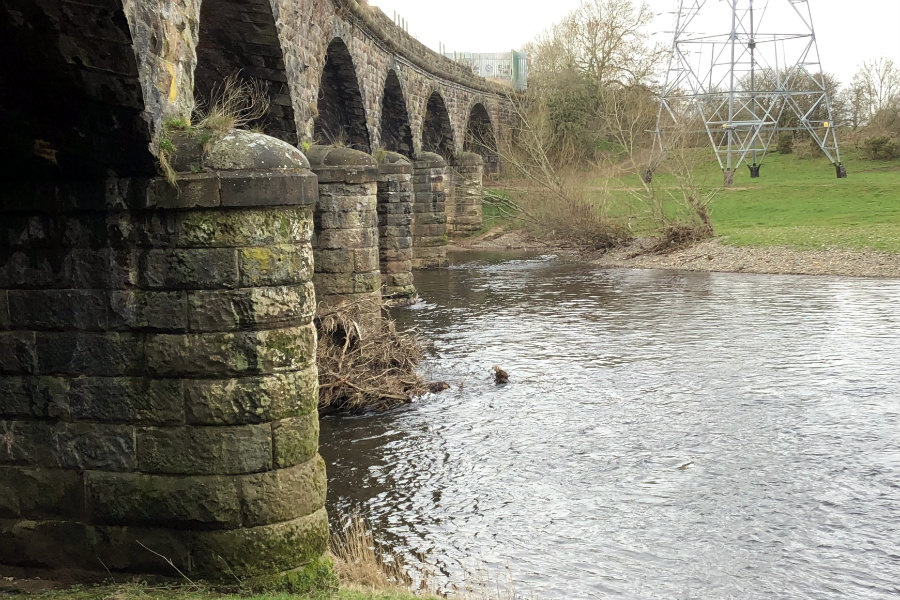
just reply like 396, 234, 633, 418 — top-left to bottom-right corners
376, 152, 416, 301
308, 146, 383, 333
411, 152, 449, 269
0, 168, 327, 580
447, 152, 484, 236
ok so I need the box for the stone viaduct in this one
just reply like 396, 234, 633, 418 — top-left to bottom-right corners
0, 0, 515, 584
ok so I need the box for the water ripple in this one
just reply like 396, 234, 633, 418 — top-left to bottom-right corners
321, 254, 900, 599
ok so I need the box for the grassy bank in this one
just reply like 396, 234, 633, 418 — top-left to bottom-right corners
23, 584, 436, 600
602, 150, 900, 253
488, 150, 898, 254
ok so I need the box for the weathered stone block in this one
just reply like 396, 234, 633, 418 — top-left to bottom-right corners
220, 172, 315, 208
0, 332, 36, 374
108, 290, 190, 331
0, 467, 83, 519
240, 456, 327, 526
0, 250, 69, 289
145, 325, 315, 377
384, 272, 415, 289
52, 423, 136, 471
85, 471, 242, 528
35, 332, 141, 376
139, 248, 239, 289
272, 413, 319, 469
177, 207, 313, 247
0, 377, 33, 417
315, 209, 376, 230
7, 290, 108, 331
416, 223, 449, 237
381, 260, 413, 274
35, 376, 184, 425
238, 245, 313, 286
315, 195, 373, 214
148, 175, 221, 209
317, 183, 374, 198
0, 420, 52, 466
184, 367, 318, 425
313, 248, 355, 274
0, 509, 329, 578
187, 283, 315, 332
186, 509, 330, 577
380, 236, 412, 252
0, 290, 9, 328
67, 248, 139, 289
313, 227, 376, 250
353, 247, 379, 272
136, 424, 273, 475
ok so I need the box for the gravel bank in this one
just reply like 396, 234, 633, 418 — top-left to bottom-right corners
451, 230, 899, 278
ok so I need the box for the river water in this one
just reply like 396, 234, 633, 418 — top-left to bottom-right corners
320, 252, 900, 599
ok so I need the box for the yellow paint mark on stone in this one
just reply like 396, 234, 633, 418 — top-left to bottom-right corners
166, 62, 178, 103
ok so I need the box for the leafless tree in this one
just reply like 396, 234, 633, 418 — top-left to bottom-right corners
844, 58, 900, 127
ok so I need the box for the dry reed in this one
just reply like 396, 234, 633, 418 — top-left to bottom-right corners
330, 515, 413, 592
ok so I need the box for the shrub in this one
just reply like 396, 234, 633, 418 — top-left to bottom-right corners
776, 133, 793, 154
860, 135, 900, 160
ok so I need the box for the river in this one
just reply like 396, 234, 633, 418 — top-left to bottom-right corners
320, 252, 900, 599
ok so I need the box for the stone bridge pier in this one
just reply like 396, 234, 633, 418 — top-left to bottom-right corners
0, 133, 327, 581
1, 0, 508, 583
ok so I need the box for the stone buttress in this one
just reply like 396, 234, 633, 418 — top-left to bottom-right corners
307, 145, 383, 333
411, 152, 449, 269
375, 151, 416, 302
447, 152, 484, 236
0, 131, 328, 581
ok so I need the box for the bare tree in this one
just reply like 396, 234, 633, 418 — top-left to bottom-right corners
524, 0, 662, 164
846, 58, 900, 126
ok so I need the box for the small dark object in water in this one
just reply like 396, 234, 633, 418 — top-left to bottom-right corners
427, 381, 450, 393
493, 365, 509, 384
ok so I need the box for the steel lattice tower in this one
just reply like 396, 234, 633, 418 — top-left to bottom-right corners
651, 0, 846, 185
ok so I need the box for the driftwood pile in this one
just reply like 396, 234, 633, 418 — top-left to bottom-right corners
316, 306, 426, 414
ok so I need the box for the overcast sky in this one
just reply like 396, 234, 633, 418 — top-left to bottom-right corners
371, 0, 900, 86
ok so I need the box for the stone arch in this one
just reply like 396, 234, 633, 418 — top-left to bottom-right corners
379, 70, 414, 158
0, 0, 154, 180
194, 0, 297, 144
314, 37, 371, 153
465, 102, 500, 174
422, 91, 455, 159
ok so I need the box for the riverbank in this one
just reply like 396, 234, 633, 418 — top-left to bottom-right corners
449, 229, 900, 278
0, 581, 436, 600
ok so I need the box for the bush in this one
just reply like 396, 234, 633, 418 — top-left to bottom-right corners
860, 135, 900, 160
792, 137, 822, 159
776, 134, 793, 154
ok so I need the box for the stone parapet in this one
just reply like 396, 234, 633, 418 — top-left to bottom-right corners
307, 146, 383, 331
448, 152, 484, 236
376, 152, 416, 301
411, 152, 449, 269
0, 161, 326, 580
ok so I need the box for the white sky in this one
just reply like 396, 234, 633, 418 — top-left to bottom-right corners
371, 0, 900, 85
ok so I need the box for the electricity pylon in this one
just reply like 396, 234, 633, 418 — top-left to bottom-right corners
650, 0, 845, 186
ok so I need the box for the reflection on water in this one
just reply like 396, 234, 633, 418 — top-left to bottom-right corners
320, 252, 900, 599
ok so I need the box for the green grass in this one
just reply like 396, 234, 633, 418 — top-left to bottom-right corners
27, 583, 436, 600
599, 149, 900, 253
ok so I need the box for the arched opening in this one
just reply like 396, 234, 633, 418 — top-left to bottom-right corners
379, 70, 414, 158
0, 0, 154, 180
194, 0, 297, 144
465, 103, 499, 174
422, 92, 455, 159
315, 38, 371, 153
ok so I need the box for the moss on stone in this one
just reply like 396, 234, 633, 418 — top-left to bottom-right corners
247, 555, 339, 594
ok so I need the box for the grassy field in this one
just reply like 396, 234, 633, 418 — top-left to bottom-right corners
598, 149, 900, 253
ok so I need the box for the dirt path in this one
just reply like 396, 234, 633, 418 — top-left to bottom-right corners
450, 229, 900, 278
